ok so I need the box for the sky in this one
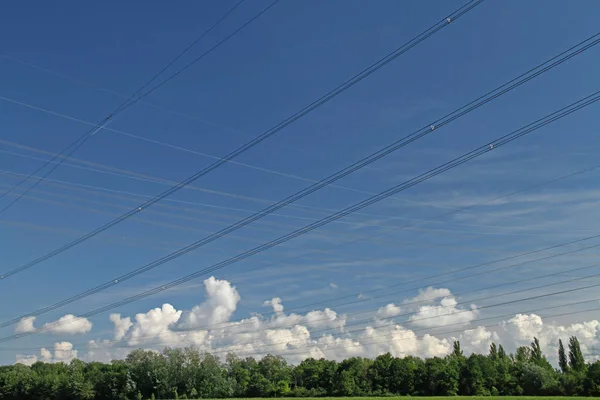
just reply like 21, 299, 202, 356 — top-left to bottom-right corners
1, 0, 600, 365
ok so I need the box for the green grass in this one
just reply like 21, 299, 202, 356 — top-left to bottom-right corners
227, 398, 600, 400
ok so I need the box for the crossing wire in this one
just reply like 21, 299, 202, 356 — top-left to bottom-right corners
0, 0, 253, 215
0, 0, 483, 279
14, 251, 600, 352
2, 87, 598, 342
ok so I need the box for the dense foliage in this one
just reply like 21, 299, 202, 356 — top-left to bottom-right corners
1, 336, 600, 399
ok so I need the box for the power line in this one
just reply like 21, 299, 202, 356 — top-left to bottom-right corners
7, 18, 600, 287
0, 0, 255, 215
15, 279, 600, 355
4, 159, 600, 332
0, 0, 483, 280
17, 253, 600, 352
4, 179, 600, 335
0, 54, 267, 143
2, 88, 598, 342
2, 122, 592, 224
1, 164, 593, 259
131, 276, 600, 355
259, 300, 600, 360
3, 29, 600, 222
1, 165, 590, 241
2, 141, 599, 243
10, 300, 600, 356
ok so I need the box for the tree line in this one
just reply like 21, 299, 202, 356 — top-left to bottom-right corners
1, 336, 600, 399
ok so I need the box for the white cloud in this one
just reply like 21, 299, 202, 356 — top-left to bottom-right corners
330, 283, 338, 289
84, 340, 132, 364
304, 308, 346, 331
14, 279, 599, 367
377, 303, 402, 318
109, 314, 133, 341
497, 313, 600, 363
40, 347, 52, 362
53, 342, 78, 363
264, 297, 284, 314
359, 323, 451, 359
15, 314, 92, 336
404, 287, 452, 306
128, 303, 183, 347
15, 354, 37, 366
15, 316, 36, 334
180, 277, 240, 328
43, 314, 92, 335
504, 313, 544, 341
409, 296, 478, 328
455, 326, 499, 355
17, 342, 78, 364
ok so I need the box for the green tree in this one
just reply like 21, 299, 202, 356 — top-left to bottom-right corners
424, 357, 458, 396
585, 360, 600, 396
569, 335, 587, 372
389, 355, 422, 395
498, 344, 507, 359
558, 339, 569, 373
520, 362, 558, 395
367, 352, 394, 395
334, 357, 372, 396
294, 357, 336, 396
1, 335, 593, 399
227, 353, 253, 397
460, 354, 489, 395
489, 342, 498, 360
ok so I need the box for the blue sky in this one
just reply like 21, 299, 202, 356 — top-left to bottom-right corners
1, 0, 600, 364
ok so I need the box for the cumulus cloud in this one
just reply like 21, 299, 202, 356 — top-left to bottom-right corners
15, 354, 37, 366
18, 342, 78, 364
504, 313, 544, 341
53, 342, 78, 362
405, 287, 452, 306
15, 279, 600, 366
101, 277, 241, 349
305, 308, 347, 331
498, 313, 600, 363
128, 303, 183, 347
15, 314, 92, 335
455, 326, 500, 355
409, 296, 478, 328
264, 297, 284, 314
180, 277, 240, 328
84, 339, 134, 363
360, 324, 451, 359
43, 314, 92, 335
40, 347, 52, 362
377, 303, 402, 318
15, 316, 36, 334
109, 314, 133, 341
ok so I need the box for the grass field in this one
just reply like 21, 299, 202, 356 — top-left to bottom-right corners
226, 398, 600, 400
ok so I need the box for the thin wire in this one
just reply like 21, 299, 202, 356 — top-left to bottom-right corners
11, 162, 594, 259
259, 301, 600, 359
20, 255, 600, 352
5, 25, 600, 218
4, 141, 588, 232
0, 0, 483, 280
2, 88, 598, 341
0, 163, 589, 240
8, 300, 600, 355
4, 178, 600, 336
0, 0, 269, 215
134, 276, 600, 355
